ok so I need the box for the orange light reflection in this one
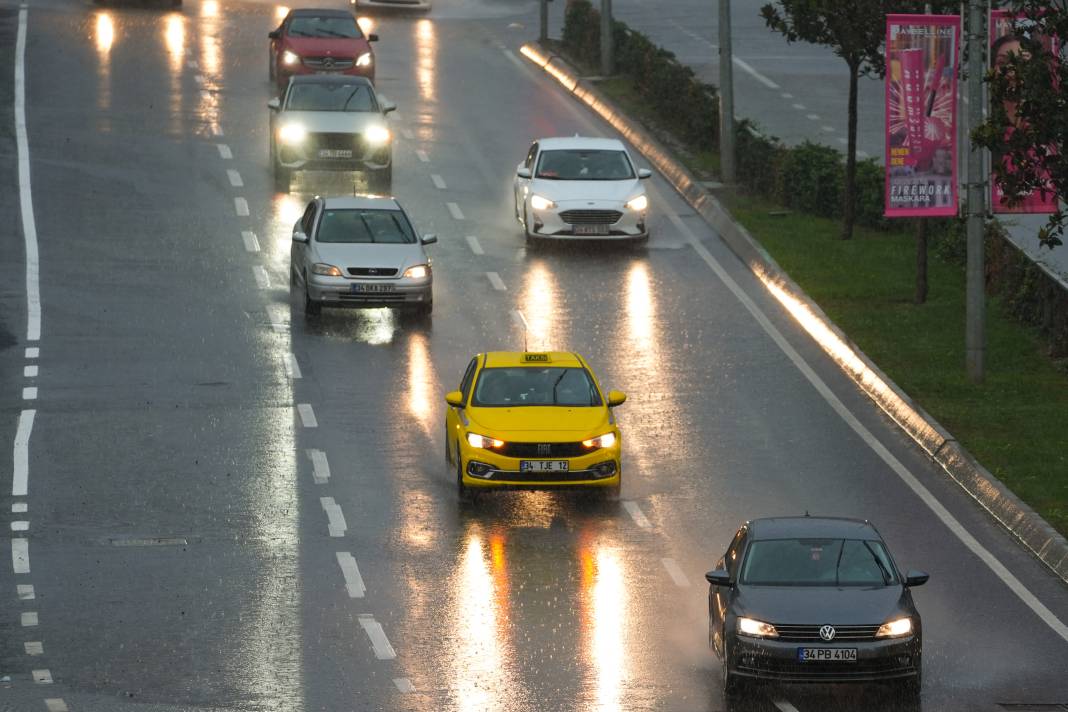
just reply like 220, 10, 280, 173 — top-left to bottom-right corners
452, 532, 510, 712
164, 15, 185, 72
579, 544, 628, 711
201, 0, 219, 17
94, 13, 114, 118
275, 5, 290, 20
95, 12, 115, 54
519, 261, 557, 351
406, 332, 435, 436
414, 19, 437, 103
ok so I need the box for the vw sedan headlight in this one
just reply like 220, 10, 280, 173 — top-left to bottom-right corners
467, 433, 504, 449
278, 123, 307, 145
875, 617, 912, 638
366, 125, 391, 145
282, 50, 300, 66
311, 263, 343, 277
581, 432, 617, 449
737, 617, 779, 638
625, 195, 648, 212
356, 51, 373, 67
530, 195, 556, 211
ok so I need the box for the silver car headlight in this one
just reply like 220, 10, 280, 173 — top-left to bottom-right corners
530, 194, 556, 211
356, 51, 373, 67
625, 195, 648, 212
311, 263, 343, 277
278, 123, 307, 145
366, 125, 391, 145
403, 264, 430, 279
282, 50, 300, 66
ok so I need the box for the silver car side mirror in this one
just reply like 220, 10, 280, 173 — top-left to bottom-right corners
292, 231, 309, 243
517, 167, 532, 179
637, 168, 652, 179
421, 234, 438, 245
268, 97, 281, 111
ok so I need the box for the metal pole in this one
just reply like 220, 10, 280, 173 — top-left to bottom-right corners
600, 0, 613, 76
965, 0, 986, 381
539, 0, 548, 44
718, 0, 735, 184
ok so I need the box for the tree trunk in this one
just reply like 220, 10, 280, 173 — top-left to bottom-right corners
915, 218, 928, 304
841, 61, 859, 240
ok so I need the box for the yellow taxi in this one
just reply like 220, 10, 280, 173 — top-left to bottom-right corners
444, 351, 626, 498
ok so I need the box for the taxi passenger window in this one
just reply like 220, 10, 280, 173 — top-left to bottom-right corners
459, 358, 478, 399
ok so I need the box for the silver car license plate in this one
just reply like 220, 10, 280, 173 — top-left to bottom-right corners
573, 224, 610, 236
797, 648, 857, 662
319, 149, 353, 159
520, 460, 569, 473
351, 283, 395, 293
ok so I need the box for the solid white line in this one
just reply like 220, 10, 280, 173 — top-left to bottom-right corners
284, 353, 302, 379
415, 149, 429, 163
12, 538, 30, 573
25, 641, 43, 655
661, 558, 690, 587
241, 231, 260, 252
336, 552, 366, 597
13, 409, 35, 496
320, 497, 347, 537
806, 113, 820, 121
297, 403, 318, 428
393, 678, 415, 693
732, 55, 780, 90
447, 202, 465, 220
431, 174, 447, 190
664, 208, 1068, 645
12, 503, 27, 513
22, 387, 37, 400
465, 235, 484, 255
17, 583, 34, 599
358, 615, 397, 659
234, 197, 249, 216
15, 6, 40, 342
486, 272, 507, 291
25, 347, 38, 358
45, 701, 69, 712
24, 365, 37, 377
253, 266, 269, 289
773, 699, 801, 712
11, 521, 28, 531
217, 144, 232, 159
307, 449, 330, 484
227, 169, 243, 187
622, 501, 652, 529
21, 611, 38, 626
32, 669, 52, 684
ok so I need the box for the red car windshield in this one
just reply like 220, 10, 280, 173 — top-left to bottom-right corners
288, 16, 363, 39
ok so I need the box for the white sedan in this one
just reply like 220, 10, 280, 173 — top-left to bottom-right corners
514, 136, 651, 244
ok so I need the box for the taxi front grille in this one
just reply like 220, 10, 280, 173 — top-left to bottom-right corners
772, 624, 882, 642
499, 442, 588, 458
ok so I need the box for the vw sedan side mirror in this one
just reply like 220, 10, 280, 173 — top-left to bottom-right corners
638, 168, 652, 179
904, 569, 929, 587
421, 234, 438, 245
516, 167, 532, 179
292, 231, 309, 243
705, 569, 732, 587
267, 97, 281, 112
445, 390, 464, 408
607, 390, 627, 407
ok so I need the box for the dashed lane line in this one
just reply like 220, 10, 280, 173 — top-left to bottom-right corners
17, 584, 34, 599
13, 409, 34, 496
284, 353, 302, 379
25, 347, 38, 358
15, 4, 41, 343
253, 265, 270, 289
821, 125, 835, 133
24, 641, 42, 655
227, 169, 243, 187
806, 113, 820, 121
12, 503, 27, 513
486, 272, 506, 291
297, 403, 318, 428
431, 174, 447, 190
307, 449, 330, 484
45, 699, 69, 712
234, 197, 249, 216
320, 497, 347, 537
24, 365, 37, 377
12, 538, 30, 573
661, 558, 690, 587
335, 552, 366, 598
732, 55, 780, 90
792, 103, 806, 110
773, 699, 801, 712
32, 669, 52, 685
358, 615, 397, 660
242, 230, 261, 252
11, 521, 29, 531
447, 202, 465, 220
23, 386, 37, 400
465, 235, 484, 255
21, 611, 38, 627
622, 501, 652, 529
217, 144, 232, 159
393, 678, 415, 693
415, 149, 429, 163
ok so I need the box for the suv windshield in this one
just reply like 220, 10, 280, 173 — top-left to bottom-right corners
535, 149, 635, 180
286, 83, 376, 112
472, 367, 602, 407
740, 538, 899, 587
288, 16, 363, 39
316, 209, 416, 244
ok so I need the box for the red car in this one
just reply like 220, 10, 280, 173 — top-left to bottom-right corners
268, 9, 378, 95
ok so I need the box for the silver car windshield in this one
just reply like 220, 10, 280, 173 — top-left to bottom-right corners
535, 149, 635, 180
288, 16, 363, 39
286, 84, 377, 112
472, 367, 602, 407
741, 538, 899, 587
316, 209, 416, 244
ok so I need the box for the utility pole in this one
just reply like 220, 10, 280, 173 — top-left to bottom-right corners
600, 0, 613, 76
718, 0, 735, 184
539, 0, 548, 43
965, 0, 986, 381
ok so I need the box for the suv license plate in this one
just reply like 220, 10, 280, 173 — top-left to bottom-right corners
351, 283, 395, 293
573, 224, 610, 236
319, 149, 353, 159
798, 648, 857, 662
520, 460, 569, 473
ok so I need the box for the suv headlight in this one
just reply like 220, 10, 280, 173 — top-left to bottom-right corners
311, 263, 343, 277
278, 123, 306, 145
625, 195, 648, 212
467, 433, 504, 449
282, 50, 300, 66
403, 264, 430, 279
530, 195, 556, 211
736, 617, 778, 638
366, 125, 391, 145
875, 617, 912, 638
581, 432, 617, 449
356, 51, 373, 67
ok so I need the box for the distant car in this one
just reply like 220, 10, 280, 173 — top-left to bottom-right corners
268, 8, 378, 95
444, 351, 627, 500
514, 136, 652, 244
351, 0, 430, 11
268, 75, 395, 192
290, 195, 436, 316
705, 516, 928, 698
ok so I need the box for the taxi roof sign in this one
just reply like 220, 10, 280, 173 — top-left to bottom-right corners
522, 352, 551, 363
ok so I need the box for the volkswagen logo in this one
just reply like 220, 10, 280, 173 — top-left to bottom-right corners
818, 625, 836, 642
537, 443, 552, 456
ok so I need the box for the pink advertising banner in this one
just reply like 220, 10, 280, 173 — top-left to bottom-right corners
885, 15, 961, 218
990, 9, 1058, 214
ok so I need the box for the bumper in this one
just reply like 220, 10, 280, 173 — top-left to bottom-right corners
276, 65, 374, 92
276, 142, 391, 172
307, 276, 432, 308
729, 635, 921, 683
459, 444, 621, 489
530, 203, 648, 240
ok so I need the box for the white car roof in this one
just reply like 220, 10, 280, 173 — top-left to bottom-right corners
535, 136, 628, 151
321, 195, 401, 210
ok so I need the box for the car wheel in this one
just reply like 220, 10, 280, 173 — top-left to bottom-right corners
304, 283, 321, 316
523, 207, 538, 247
456, 443, 473, 502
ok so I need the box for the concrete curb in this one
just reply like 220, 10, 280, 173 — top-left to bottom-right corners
519, 42, 1068, 585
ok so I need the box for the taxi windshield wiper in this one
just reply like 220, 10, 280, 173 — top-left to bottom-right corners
550, 370, 568, 405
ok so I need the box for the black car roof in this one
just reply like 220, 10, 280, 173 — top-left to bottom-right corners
288, 75, 374, 87
747, 516, 881, 541
287, 8, 355, 18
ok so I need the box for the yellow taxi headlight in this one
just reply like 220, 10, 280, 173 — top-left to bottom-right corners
875, 617, 912, 638
467, 433, 504, 449
581, 432, 617, 449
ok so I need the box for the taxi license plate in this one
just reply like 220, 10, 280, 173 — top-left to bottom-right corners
351, 283, 394, 293
520, 460, 569, 473
319, 149, 353, 159
797, 648, 857, 662
573, 224, 610, 236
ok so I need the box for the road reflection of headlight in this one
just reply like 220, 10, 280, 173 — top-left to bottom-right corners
278, 123, 306, 144
366, 125, 391, 145
282, 50, 300, 66
625, 194, 648, 212
356, 51, 373, 67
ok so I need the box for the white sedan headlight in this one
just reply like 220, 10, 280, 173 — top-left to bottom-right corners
625, 194, 648, 212
530, 194, 556, 211
356, 51, 373, 67
282, 50, 300, 66
403, 264, 429, 279
366, 125, 391, 145
736, 617, 779, 638
278, 123, 306, 145
875, 617, 913, 638
581, 432, 617, 449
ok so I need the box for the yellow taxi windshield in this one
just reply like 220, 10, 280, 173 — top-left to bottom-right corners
472, 367, 601, 407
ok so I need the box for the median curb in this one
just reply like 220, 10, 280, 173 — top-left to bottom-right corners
519, 42, 1068, 585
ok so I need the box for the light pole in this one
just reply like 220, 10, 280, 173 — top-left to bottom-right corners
718, 0, 735, 184
965, 0, 986, 381
600, 0, 614, 76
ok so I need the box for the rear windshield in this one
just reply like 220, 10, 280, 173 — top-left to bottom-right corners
316, 209, 416, 244
472, 367, 602, 407
286, 83, 377, 112
288, 16, 363, 39
535, 149, 635, 180
740, 538, 899, 587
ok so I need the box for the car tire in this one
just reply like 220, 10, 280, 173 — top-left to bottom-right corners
456, 443, 473, 502
523, 207, 538, 247
304, 284, 321, 316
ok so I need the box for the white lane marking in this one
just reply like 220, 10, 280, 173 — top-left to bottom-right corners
821, 125, 836, 133
266, 304, 289, 332
336, 552, 366, 597
307, 449, 330, 484
45, 701, 69, 712
791, 103, 806, 110
234, 197, 249, 216
447, 202, 465, 220
622, 501, 652, 529
24, 365, 37, 377
415, 149, 429, 163
227, 169, 244, 187
22, 387, 37, 400
806, 113, 820, 121
486, 272, 507, 291
400, 127, 414, 140
253, 266, 270, 289
663, 207, 1068, 645
465, 235, 484, 255
661, 558, 690, 587
15, 6, 40, 342
24, 641, 43, 655
12, 538, 30, 573
515, 248, 525, 262
511, 308, 529, 331
33, 669, 52, 684
11, 521, 29, 531
12, 503, 27, 513
217, 144, 232, 159
297, 403, 318, 428
25, 347, 38, 358
284, 353, 302, 379
773, 699, 801, 712
431, 174, 447, 190
780, 92, 793, 99
242, 230, 261, 252
21, 611, 38, 626
13, 410, 35, 496
393, 678, 415, 693
194, 74, 205, 85
358, 614, 397, 659
17, 583, 34, 599
733, 55, 780, 90
320, 497, 347, 537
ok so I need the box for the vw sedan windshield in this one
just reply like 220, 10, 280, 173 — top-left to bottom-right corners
535, 149, 635, 180
286, 84, 377, 112
473, 367, 602, 407
316, 209, 416, 244
288, 16, 363, 39
741, 539, 899, 587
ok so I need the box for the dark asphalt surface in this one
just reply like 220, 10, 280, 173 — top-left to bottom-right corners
1, 0, 1067, 710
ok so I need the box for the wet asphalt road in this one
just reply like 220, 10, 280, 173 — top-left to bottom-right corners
1, 0, 1068, 710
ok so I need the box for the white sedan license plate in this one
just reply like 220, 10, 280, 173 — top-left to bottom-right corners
351, 283, 394, 293
318, 149, 353, 159
520, 460, 569, 473
573, 224, 610, 236
798, 648, 857, 662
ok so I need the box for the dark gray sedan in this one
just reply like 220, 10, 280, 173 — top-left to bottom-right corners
705, 516, 928, 698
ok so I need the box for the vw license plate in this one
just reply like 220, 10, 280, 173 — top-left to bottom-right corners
351, 283, 395, 293
798, 648, 857, 662
520, 460, 569, 473
573, 224, 610, 236
319, 149, 353, 159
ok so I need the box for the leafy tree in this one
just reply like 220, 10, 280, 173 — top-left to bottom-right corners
973, 1, 1066, 250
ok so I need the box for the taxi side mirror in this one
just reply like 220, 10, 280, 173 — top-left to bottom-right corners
445, 390, 465, 408
904, 569, 929, 587
705, 569, 732, 587
607, 390, 627, 407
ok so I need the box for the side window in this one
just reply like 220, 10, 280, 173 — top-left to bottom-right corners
459, 358, 478, 400
524, 143, 538, 169
726, 528, 748, 577
300, 202, 317, 235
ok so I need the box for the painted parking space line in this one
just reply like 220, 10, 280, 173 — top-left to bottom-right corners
24, 641, 42, 655
465, 235, 484, 255
227, 169, 243, 187
242, 230, 261, 252
13, 409, 34, 496
45, 699, 69, 712
320, 497, 347, 537
622, 501, 652, 529
234, 197, 249, 216
661, 558, 690, 587
32, 669, 52, 684
393, 678, 415, 693
21, 611, 38, 627
335, 552, 366, 598
307, 449, 330, 484
297, 403, 318, 428
486, 272, 507, 291
358, 614, 397, 659
415, 149, 429, 163
24, 365, 37, 377
12, 538, 30, 573
447, 202, 465, 220
17, 583, 34, 599
217, 144, 232, 159
284, 353, 302, 379
253, 266, 270, 289
431, 174, 446, 189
